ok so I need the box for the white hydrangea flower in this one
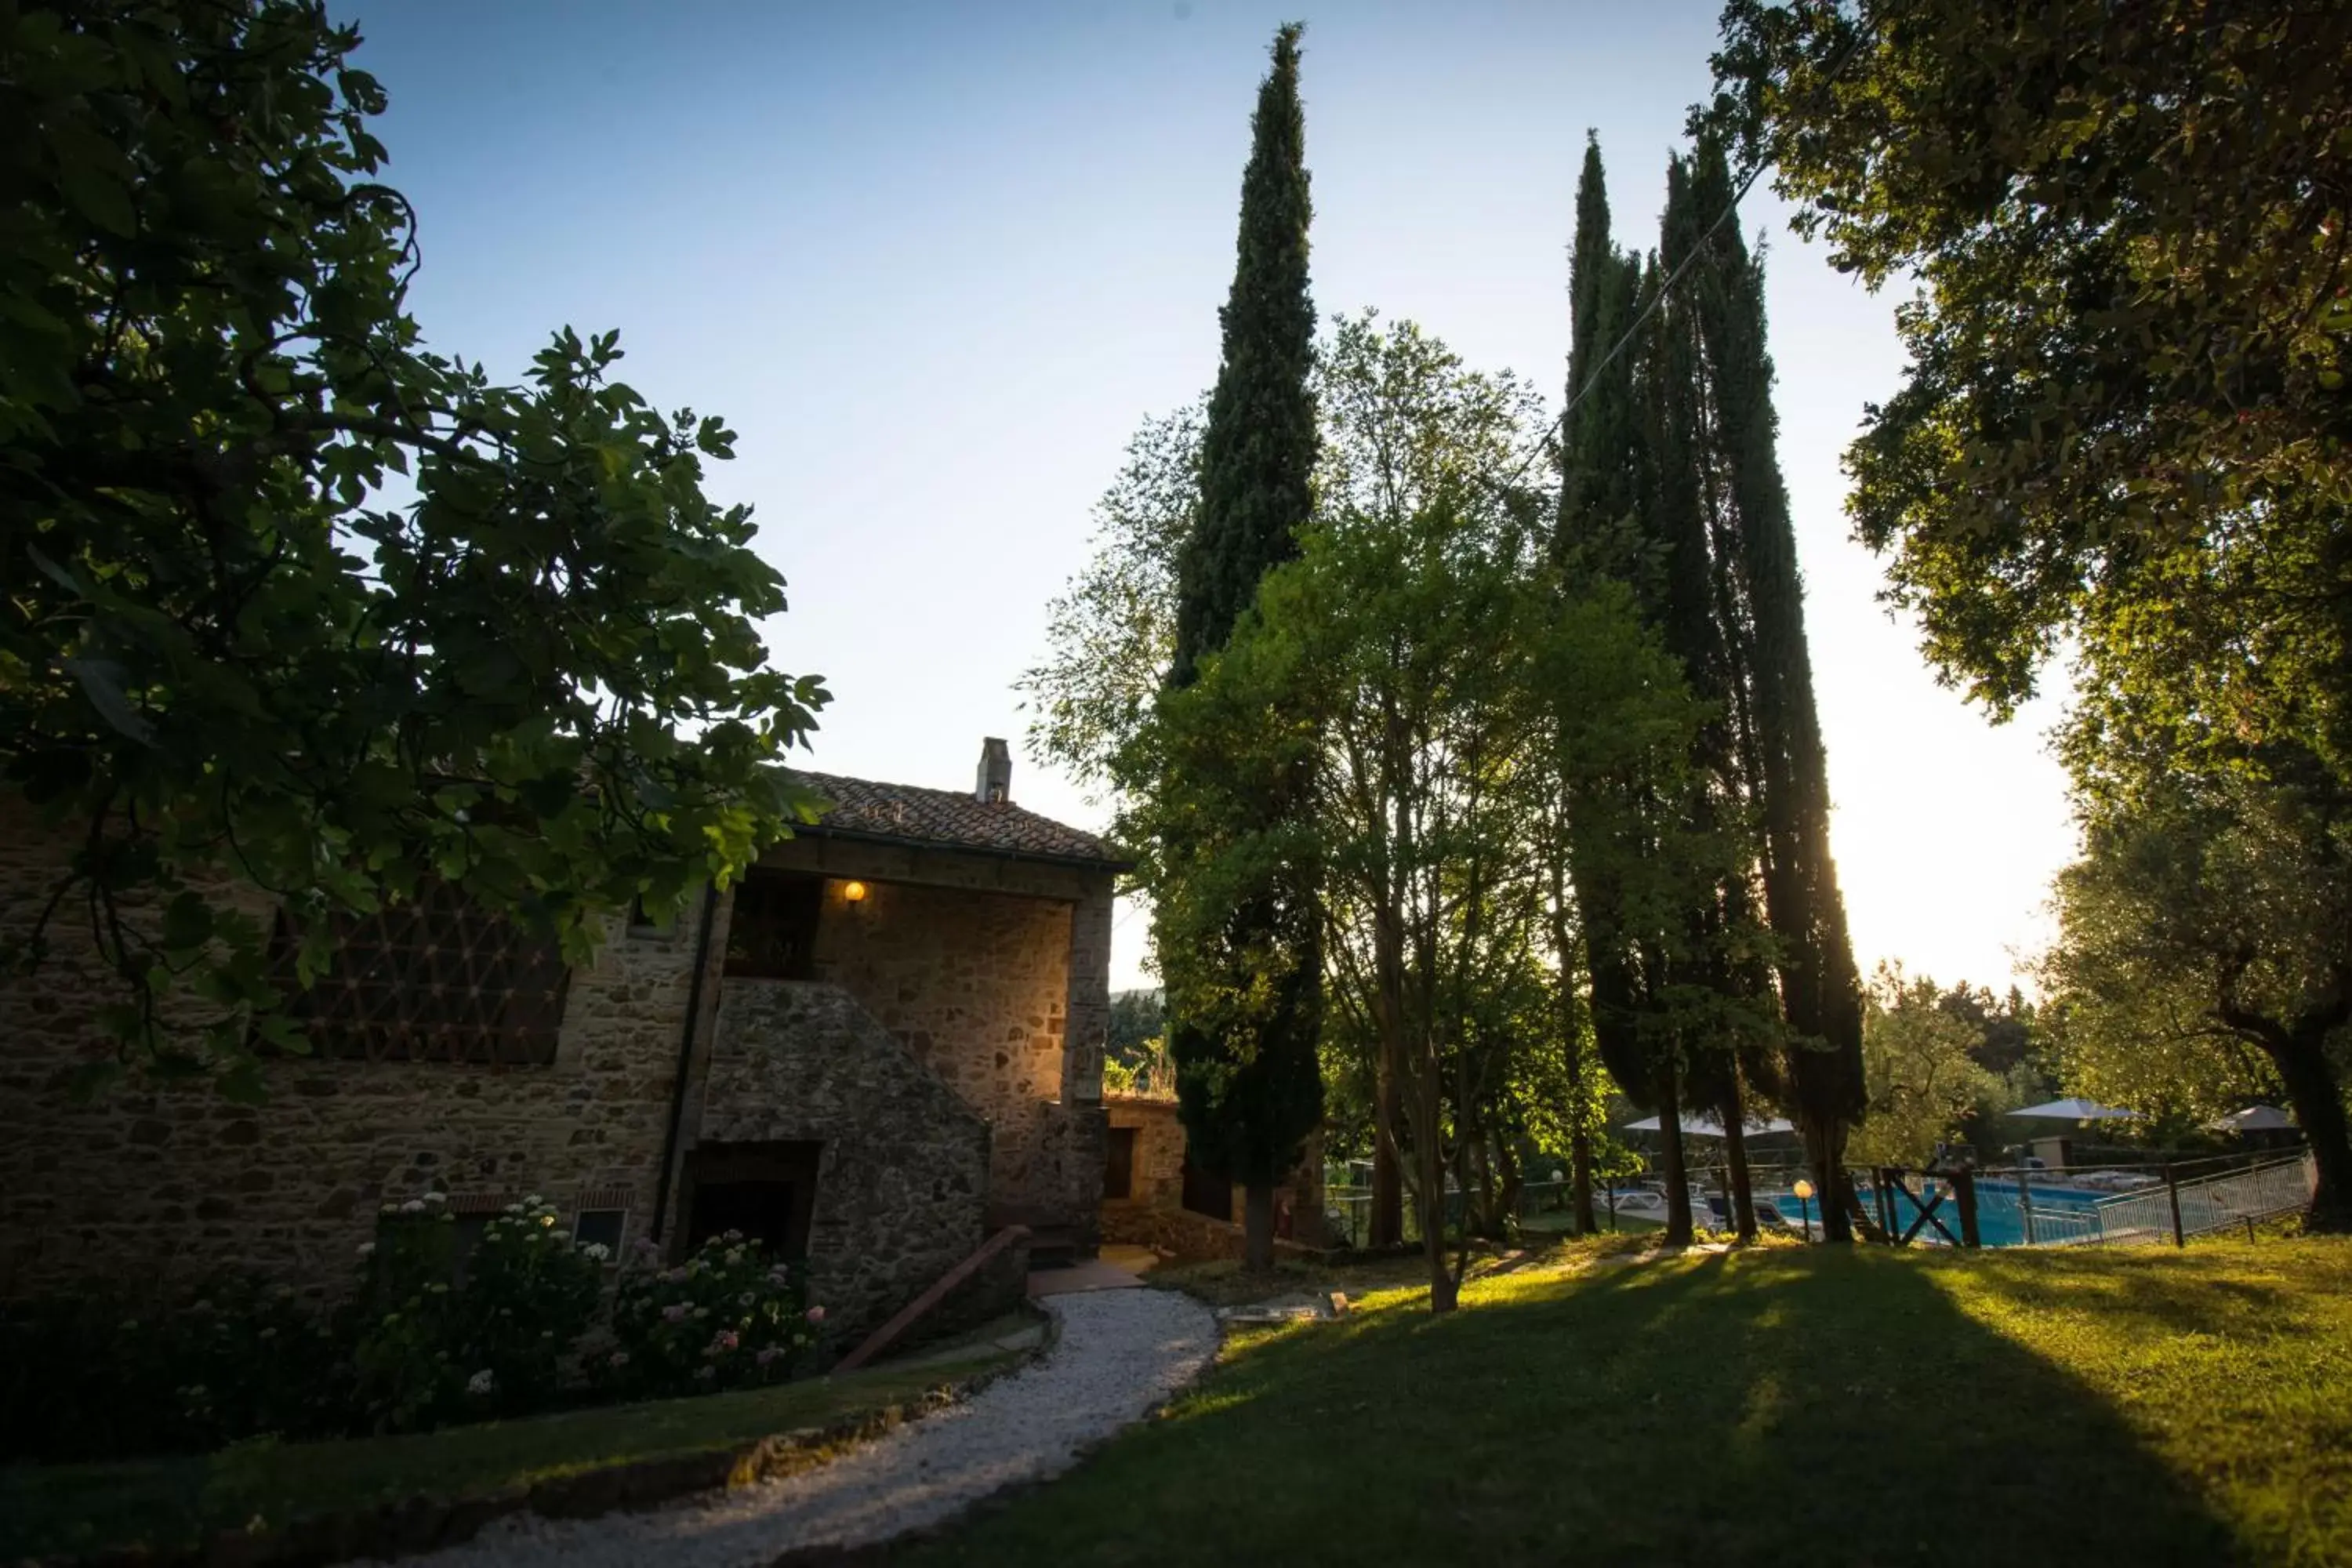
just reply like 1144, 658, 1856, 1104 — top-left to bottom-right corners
466, 1369, 495, 1396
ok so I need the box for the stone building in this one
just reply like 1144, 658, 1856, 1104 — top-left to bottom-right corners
0, 741, 1124, 1338
1100, 1091, 1330, 1259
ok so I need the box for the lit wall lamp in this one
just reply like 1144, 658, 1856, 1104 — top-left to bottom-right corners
841, 880, 869, 903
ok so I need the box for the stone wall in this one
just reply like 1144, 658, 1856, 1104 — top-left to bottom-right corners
1105, 1094, 1187, 1210
699, 979, 990, 1338
1099, 1094, 1334, 1253
1099, 1201, 1331, 1265
893, 1229, 1034, 1356
0, 794, 1118, 1312
0, 795, 724, 1300
808, 880, 1067, 1155
759, 837, 1113, 1237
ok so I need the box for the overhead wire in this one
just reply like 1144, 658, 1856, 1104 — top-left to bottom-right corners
1518, 3, 1888, 492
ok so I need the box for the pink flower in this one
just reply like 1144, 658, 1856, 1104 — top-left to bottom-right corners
609, 1351, 630, 1367
661, 1302, 691, 1323
755, 1346, 782, 1366
705, 1330, 739, 1356
804, 1305, 826, 1324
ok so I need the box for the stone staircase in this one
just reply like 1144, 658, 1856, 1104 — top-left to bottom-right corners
988, 1203, 1083, 1269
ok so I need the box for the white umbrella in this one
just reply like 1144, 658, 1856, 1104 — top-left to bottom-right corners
2207, 1105, 2297, 1133
2008, 1097, 2141, 1121
1623, 1112, 1796, 1138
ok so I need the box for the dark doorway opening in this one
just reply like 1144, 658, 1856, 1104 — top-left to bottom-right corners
724, 870, 826, 980
681, 1141, 822, 1260
1181, 1154, 1232, 1221
1105, 1127, 1138, 1201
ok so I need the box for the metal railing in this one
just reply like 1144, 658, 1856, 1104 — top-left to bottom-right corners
1321, 1178, 1605, 1248
1323, 1150, 2317, 1251
1849, 1152, 2317, 1249
2084, 1152, 2316, 1247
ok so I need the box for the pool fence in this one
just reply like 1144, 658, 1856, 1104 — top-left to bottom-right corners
1319, 1149, 2318, 1251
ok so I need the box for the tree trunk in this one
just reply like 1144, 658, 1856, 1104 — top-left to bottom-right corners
1407, 1067, 1457, 1312
1836, 1165, 1875, 1243
1372, 1051, 1405, 1247
1659, 1074, 1694, 1247
2270, 1033, 2352, 1232
1490, 1138, 1523, 1238
1805, 1116, 1854, 1243
1243, 1181, 1277, 1271
1570, 1126, 1597, 1236
1720, 1082, 1758, 1243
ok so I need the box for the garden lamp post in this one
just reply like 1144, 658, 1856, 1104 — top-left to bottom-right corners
1792, 1178, 1815, 1240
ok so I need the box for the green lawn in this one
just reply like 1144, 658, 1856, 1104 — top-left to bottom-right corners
1, 1344, 1021, 1561
912, 1238, 2352, 1567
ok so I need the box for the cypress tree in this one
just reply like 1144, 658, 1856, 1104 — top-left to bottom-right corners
1683, 136, 1867, 1239
1554, 143, 1704, 1246
1559, 136, 1645, 571
1556, 141, 1846, 1246
1548, 136, 1635, 1239
1171, 22, 1318, 688
1160, 22, 1322, 1272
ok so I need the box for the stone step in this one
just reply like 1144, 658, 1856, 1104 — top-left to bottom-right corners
1018, 1222, 1083, 1269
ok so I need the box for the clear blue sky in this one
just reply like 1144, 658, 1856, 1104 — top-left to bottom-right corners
343, 0, 2076, 996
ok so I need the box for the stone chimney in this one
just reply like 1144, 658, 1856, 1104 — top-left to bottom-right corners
975, 736, 1012, 804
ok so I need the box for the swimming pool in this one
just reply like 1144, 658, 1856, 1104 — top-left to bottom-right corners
1759, 1181, 2114, 1247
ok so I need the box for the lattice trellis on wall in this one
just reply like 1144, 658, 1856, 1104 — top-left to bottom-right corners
271, 884, 572, 1065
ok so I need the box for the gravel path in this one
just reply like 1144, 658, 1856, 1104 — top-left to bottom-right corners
354, 1288, 1218, 1568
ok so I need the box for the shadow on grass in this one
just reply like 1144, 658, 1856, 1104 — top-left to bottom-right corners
1947, 1245, 2316, 1338
904, 1249, 2248, 1568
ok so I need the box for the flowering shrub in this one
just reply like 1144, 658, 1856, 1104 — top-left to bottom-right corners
175, 1276, 350, 1446
597, 1232, 825, 1399
349, 1194, 603, 1431
459, 1195, 607, 1412
0, 1203, 818, 1462
0, 1277, 347, 1462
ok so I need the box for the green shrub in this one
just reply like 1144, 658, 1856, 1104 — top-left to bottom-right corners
0, 1204, 828, 1461
4, 1194, 612, 1458
349, 1194, 603, 1432
176, 1276, 352, 1445
597, 1231, 825, 1399
0, 1278, 347, 1463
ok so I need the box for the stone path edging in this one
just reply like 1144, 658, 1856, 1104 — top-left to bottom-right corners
30, 1351, 1033, 1568
343, 1287, 1219, 1567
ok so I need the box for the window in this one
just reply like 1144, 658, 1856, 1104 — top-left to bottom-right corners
1104, 1127, 1138, 1201
724, 870, 825, 979
574, 1208, 626, 1254
372, 1199, 495, 1286
681, 1142, 822, 1259
270, 883, 571, 1065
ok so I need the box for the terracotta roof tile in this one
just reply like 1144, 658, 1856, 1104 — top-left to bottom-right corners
787, 770, 1129, 869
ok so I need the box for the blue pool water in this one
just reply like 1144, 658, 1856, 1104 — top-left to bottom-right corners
1759, 1181, 2114, 1247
